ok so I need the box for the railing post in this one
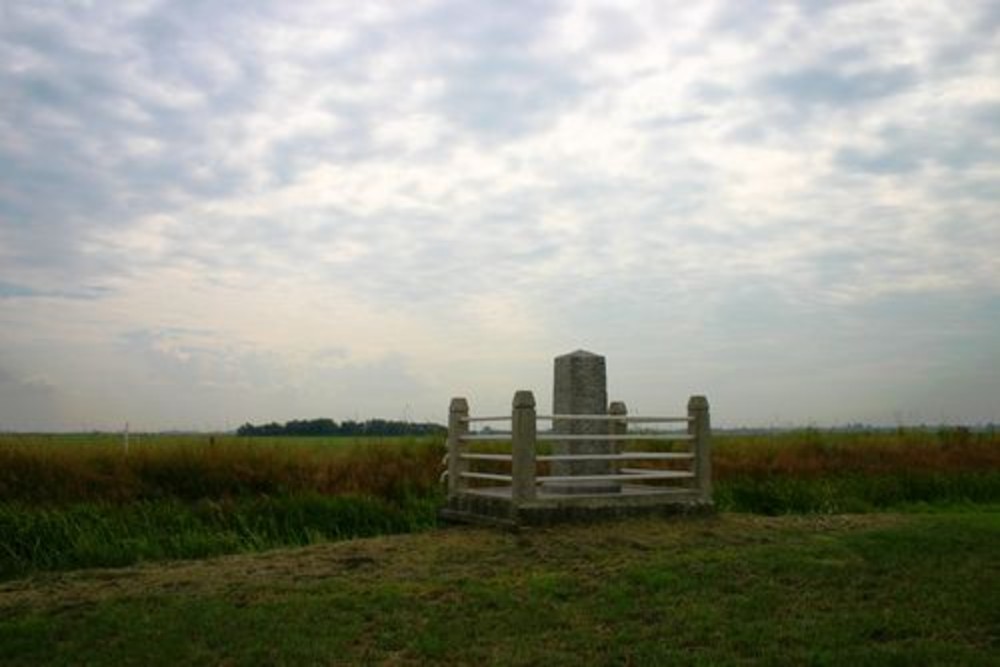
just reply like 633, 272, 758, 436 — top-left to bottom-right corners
447, 397, 469, 498
511, 390, 537, 504
608, 401, 627, 476
687, 395, 711, 501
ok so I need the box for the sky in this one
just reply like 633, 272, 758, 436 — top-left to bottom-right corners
1, 0, 998, 431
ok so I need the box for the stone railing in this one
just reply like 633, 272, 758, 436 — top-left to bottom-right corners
443, 391, 711, 512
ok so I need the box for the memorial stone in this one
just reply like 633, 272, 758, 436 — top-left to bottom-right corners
548, 349, 621, 494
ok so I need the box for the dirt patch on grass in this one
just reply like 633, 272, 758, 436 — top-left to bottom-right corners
0, 513, 906, 613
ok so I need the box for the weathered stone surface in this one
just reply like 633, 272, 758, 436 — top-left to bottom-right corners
547, 349, 619, 493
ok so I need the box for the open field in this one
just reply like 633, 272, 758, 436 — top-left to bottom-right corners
1, 511, 997, 665
1, 429, 998, 579
0, 435, 443, 578
3, 428, 997, 504
1, 429, 998, 664
0, 434, 444, 504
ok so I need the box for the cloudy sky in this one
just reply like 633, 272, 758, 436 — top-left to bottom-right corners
1, 0, 998, 431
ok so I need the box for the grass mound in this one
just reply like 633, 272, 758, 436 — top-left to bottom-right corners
1, 511, 996, 665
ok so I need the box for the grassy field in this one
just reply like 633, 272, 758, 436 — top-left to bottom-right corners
1, 428, 998, 579
0, 433, 444, 503
0, 429, 997, 664
3, 428, 997, 506
0, 435, 443, 578
1, 511, 997, 665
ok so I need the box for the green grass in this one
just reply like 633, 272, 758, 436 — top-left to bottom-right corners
0, 430, 998, 580
715, 471, 1000, 514
1, 511, 996, 665
1, 431, 997, 663
0, 493, 441, 579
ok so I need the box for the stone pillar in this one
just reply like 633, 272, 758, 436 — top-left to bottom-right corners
687, 395, 711, 501
548, 349, 620, 494
447, 397, 469, 498
608, 401, 628, 476
511, 390, 537, 504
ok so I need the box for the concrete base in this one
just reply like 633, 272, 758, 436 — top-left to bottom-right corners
440, 485, 714, 528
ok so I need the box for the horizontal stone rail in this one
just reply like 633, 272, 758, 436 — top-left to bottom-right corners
538, 414, 693, 423
535, 433, 693, 441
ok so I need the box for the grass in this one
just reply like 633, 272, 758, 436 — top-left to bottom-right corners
0, 428, 997, 579
0, 510, 997, 665
0, 434, 447, 578
0, 434, 443, 503
711, 427, 1000, 514
0, 494, 440, 579
3, 427, 996, 504
712, 426, 1000, 477
0, 430, 997, 663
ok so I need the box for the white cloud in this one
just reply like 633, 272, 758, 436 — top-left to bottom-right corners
0, 0, 998, 429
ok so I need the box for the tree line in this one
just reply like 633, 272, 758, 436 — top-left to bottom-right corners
236, 418, 446, 437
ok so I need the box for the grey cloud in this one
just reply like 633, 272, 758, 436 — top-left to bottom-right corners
710, 0, 841, 36
835, 145, 922, 175
1, 0, 584, 295
584, 7, 643, 53
762, 65, 917, 106
935, 177, 1000, 203
0, 365, 61, 431
726, 62, 919, 143
0, 280, 110, 300
835, 104, 1000, 175
130, 0, 266, 89
407, 0, 587, 139
436, 53, 585, 139
413, 0, 560, 51
969, 102, 1000, 132
112, 328, 430, 426
979, 0, 1000, 31
2, 1, 999, 428
266, 123, 377, 184
932, 2, 1000, 67
835, 137, 998, 176
668, 289, 1000, 424
314, 211, 559, 306
278, 0, 587, 144
132, 182, 571, 310
639, 113, 709, 129
0, 1, 261, 278
116, 327, 278, 391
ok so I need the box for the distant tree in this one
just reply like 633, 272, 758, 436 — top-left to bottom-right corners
237, 417, 445, 437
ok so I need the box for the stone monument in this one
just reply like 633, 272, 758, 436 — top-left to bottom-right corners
440, 350, 715, 525
547, 349, 621, 494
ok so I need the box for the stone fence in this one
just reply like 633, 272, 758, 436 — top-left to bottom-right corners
440, 391, 712, 526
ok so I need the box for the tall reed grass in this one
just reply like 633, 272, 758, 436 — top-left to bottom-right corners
0, 435, 448, 578
713, 427, 1000, 479
4, 429, 994, 506
0, 428, 997, 578
711, 427, 1000, 514
0, 435, 443, 504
